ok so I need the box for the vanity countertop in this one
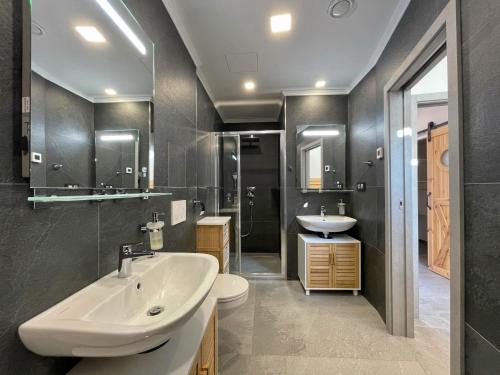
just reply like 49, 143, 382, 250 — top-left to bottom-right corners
69, 297, 217, 375
197, 216, 231, 226
298, 233, 360, 244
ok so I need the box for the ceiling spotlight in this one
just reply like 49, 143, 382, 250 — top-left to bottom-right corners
315, 80, 327, 88
104, 88, 117, 96
271, 13, 292, 33
328, 0, 357, 19
244, 81, 256, 91
75, 26, 106, 43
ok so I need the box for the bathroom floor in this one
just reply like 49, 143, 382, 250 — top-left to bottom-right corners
230, 253, 282, 274
219, 280, 449, 375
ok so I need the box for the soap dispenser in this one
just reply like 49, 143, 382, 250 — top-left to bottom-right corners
337, 199, 346, 216
146, 212, 165, 251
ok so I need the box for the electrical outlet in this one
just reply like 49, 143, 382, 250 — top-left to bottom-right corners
171, 200, 186, 226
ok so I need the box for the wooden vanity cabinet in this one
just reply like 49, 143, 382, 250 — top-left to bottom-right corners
298, 234, 361, 296
189, 307, 217, 375
196, 217, 231, 274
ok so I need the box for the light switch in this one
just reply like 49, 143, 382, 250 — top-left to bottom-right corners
171, 200, 186, 226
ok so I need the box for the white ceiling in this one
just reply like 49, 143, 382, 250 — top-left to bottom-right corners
163, 0, 410, 123
32, 0, 154, 103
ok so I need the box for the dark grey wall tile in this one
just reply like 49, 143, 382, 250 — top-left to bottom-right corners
361, 244, 386, 321
0, 185, 98, 375
465, 323, 500, 375
464, 184, 500, 347
461, 0, 500, 184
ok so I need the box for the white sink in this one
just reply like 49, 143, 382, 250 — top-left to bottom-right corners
296, 215, 357, 237
19, 252, 219, 357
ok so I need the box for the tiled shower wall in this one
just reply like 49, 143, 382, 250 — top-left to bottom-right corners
0, 0, 221, 374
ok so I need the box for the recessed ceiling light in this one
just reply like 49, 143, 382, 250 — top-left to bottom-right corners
315, 80, 327, 88
104, 88, 117, 96
271, 13, 292, 33
96, 0, 146, 55
75, 26, 106, 43
244, 81, 256, 91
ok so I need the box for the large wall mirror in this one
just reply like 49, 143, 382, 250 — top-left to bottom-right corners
30, 0, 154, 190
296, 124, 347, 190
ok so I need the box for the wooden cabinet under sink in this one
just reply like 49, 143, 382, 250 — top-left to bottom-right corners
298, 234, 361, 296
189, 305, 217, 375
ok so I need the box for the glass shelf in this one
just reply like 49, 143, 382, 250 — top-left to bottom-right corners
299, 189, 354, 193
28, 192, 172, 203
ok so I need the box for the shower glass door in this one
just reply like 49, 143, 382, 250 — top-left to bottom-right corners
216, 135, 241, 273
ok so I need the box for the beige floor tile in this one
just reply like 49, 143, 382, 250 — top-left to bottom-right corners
218, 280, 448, 375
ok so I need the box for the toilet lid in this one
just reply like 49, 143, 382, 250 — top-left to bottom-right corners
210, 274, 249, 303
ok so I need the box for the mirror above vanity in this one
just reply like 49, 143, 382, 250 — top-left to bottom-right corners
296, 124, 349, 191
29, 0, 155, 196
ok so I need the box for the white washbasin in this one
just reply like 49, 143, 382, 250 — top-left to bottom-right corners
19, 252, 219, 357
296, 215, 357, 237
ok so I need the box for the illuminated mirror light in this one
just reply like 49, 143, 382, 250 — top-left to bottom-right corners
101, 134, 134, 141
96, 0, 146, 55
271, 13, 292, 33
75, 26, 106, 43
303, 130, 340, 137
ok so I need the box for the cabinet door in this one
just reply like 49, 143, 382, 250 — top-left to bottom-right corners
333, 244, 359, 289
307, 244, 333, 288
200, 308, 217, 375
189, 349, 201, 375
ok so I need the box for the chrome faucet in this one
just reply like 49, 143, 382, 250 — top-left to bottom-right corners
320, 205, 327, 217
118, 242, 154, 278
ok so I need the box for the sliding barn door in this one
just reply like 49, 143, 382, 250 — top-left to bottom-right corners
427, 125, 450, 278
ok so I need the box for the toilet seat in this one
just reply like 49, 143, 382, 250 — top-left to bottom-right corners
209, 274, 249, 317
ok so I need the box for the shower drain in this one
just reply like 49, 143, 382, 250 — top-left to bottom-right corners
147, 305, 165, 316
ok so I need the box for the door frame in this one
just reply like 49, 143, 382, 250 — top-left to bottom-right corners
217, 130, 287, 280
383, 1, 464, 374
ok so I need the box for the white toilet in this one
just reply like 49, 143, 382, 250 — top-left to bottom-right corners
209, 274, 249, 318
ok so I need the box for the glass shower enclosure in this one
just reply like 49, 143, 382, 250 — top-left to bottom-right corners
216, 131, 286, 278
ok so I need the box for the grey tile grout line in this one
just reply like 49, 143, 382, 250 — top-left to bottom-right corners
463, 181, 500, 186
465, 322, 500, 353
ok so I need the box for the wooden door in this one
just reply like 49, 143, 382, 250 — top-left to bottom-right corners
427, 125, 450, 278
307, 244, 333, 288
332, 244, 359, 289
